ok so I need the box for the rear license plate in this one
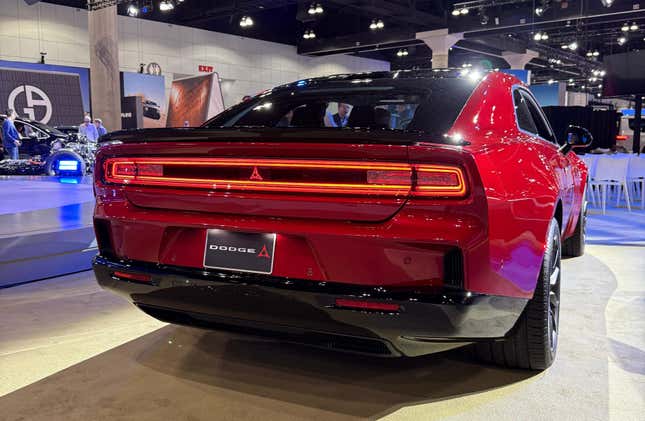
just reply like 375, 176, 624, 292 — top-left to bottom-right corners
203, 230, 276, 274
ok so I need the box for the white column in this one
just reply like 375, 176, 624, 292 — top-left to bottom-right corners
89, 5, 121, 131
501, 50, 539, 70
416, 29, 463, 69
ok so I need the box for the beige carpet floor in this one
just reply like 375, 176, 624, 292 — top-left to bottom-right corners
0, 244, 643, 421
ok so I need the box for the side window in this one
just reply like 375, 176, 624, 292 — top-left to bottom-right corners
513, 90, 538, 135
520, 91, 557, 143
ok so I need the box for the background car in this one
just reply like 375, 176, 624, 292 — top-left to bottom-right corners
92, 70, 590, 370
0, 115, 96, 176
0, 115, 69, 159
142, 99, 161, 120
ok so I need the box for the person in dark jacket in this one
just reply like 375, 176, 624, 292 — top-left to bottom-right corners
1, 109, 21, 160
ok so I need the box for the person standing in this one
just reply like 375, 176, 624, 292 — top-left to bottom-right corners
79, 115, 99, 142
94, 118, 108, 138
331, 103, 351, 127
2, 109, 21, 160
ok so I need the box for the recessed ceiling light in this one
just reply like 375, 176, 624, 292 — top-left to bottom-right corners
127, 4, 139, 16
159, 1, 174, 12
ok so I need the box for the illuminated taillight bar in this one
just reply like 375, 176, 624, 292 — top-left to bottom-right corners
103, 157, 467, 198
413, 165, 467, 197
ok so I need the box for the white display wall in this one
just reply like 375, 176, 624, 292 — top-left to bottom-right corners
0, 1, 389, 108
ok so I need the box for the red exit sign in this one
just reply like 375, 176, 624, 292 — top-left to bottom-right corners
198, 65, 214, 73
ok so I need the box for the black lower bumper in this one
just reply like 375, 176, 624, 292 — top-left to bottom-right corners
93, 255, 527, 357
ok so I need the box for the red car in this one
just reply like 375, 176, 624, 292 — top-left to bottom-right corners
93, 70, 591, 370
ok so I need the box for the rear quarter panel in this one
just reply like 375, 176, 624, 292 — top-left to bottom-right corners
450, 73, 570, 297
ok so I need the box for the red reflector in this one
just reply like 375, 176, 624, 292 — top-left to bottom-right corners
335, 298, 400, 312
113, 271, 152, 283
616, 135, 628, 141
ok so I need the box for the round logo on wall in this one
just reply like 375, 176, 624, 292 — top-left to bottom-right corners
8, 85, 53, 124
147, 62, 162, 76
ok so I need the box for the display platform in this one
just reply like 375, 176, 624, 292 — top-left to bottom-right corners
0, 176, 96, 287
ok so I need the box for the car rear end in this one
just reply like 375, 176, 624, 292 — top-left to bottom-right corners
93, 72, 528, 356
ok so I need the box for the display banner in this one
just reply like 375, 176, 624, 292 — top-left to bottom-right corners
502, 69, 530, 84
0, 60, 90, 117
530, 84, 563, 107
167, 73, 224, 127
120, 72, 166, 129
0, 67, 85, 126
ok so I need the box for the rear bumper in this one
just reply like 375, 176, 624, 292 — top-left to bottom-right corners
93, 255, 527, 357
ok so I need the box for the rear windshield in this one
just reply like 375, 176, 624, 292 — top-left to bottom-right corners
204, 78, 476, 139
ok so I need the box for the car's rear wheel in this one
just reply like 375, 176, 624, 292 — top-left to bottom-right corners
472, 218, 561, 370
563, 196, 586, 257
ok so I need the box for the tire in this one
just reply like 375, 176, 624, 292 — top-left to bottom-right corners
472, 218, 561, 370
563, 198, 586, 257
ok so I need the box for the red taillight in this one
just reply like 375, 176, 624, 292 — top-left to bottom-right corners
413, 165, 467, 197
335, 298, 400, 312
103, 158, 467, 198
113, 271, 152, 283
616, 135, 628, 141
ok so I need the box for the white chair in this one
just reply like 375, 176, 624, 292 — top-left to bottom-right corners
581, 154, 599, 207
628, 155, 645, 209
589, 155, 632, 214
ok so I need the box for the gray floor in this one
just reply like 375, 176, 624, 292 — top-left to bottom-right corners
0, 244, 643, 421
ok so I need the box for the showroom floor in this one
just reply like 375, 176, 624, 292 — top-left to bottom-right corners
0, 241, 643, 421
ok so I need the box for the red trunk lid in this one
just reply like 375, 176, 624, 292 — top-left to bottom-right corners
99, 140, 412, 222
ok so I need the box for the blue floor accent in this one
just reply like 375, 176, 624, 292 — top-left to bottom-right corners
0, 176, 96, 287
587, 208, 645, 246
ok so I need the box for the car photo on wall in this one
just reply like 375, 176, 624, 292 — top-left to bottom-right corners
142, 99, 161, 120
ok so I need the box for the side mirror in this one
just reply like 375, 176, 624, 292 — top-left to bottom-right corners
560, 125, 593, 154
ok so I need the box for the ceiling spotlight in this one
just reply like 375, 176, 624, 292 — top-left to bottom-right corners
477, 8, 489, 25
600, 0, 614, 7
370, 19, 384, 30
396, 48, 409, 57
548, 79, 555, 84
460, 7, 469, 15
630, 23, 638, 31
568, 41, 578, 50
127, 3, 139, 16
533, 32, 548, 41
568, 78, 574, 83
240, 16, 254, 27
303, 29, 316, 39
600, 70, 606, 76
159, 1, 174, 12
451, 9, 460, 16
618, 36, 627, 45
535, 7, 544, 16
621, 23, 630, 32
308, 3, 323, 15
593, 50, 600, 57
